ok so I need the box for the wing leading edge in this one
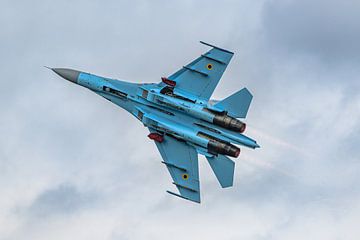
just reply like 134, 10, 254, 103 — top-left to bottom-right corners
164, 41, 234, 101
149, 128, 200, 203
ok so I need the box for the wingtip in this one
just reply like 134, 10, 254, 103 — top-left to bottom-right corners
199, 41, 234, 54
166, 190, 201, 204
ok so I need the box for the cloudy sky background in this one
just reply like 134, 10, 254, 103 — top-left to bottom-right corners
1, 0, 360, 239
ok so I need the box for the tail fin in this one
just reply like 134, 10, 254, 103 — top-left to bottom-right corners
206, 155, 235, 188
214, 88, 253, 118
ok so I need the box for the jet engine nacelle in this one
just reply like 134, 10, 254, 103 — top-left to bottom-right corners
213, 114, 246, 133
208, 139, 240, 158
197, 132, 240, 158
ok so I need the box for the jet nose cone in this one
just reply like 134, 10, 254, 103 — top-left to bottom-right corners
50, 68, 80, 83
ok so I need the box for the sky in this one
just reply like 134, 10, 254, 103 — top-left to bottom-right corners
1, 0, 360, 239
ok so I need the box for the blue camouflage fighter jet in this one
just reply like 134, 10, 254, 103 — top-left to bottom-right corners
49, 41, 259, 203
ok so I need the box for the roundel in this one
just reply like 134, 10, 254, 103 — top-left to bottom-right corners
182, 173, 189, 180
206, 63, 213, 70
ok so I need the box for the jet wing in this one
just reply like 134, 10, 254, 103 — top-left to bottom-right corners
163, 41, 234, 101
149, 128, 200, 203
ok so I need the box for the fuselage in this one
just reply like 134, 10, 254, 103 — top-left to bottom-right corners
51, 68, 259, 158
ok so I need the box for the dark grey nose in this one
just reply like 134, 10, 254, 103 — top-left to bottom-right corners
50, 68, 80, 83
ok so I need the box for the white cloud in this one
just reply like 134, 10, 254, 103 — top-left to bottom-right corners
0, 0, 359, 239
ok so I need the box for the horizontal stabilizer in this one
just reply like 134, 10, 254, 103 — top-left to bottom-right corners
214, 88, 253, 118
206, 155, 235, 188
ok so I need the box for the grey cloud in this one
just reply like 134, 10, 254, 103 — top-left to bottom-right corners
261, 0, 360, 64
23, 184, 98, 218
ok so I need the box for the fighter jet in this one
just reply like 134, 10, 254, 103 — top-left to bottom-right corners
49, 41, 259, 203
